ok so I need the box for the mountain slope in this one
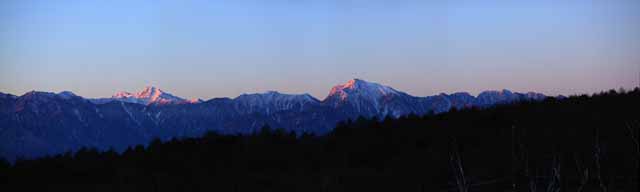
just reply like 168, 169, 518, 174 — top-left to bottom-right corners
324, 79, 427, 117
234, 91, 321, 115
0, 79, 548, 161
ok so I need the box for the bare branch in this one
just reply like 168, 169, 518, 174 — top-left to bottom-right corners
545, 154, 561, 192
574, 153, 588, 192
450, 137, 469, 192
594, 128, 607, 192
625, 121, 640, 157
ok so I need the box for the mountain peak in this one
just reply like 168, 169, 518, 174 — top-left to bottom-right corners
264, 90, 281, 95
327, 79, 400, 101
0, 92, 17, 99
234, 91, 320, 114
474, 89, 546, 106
324, 79, 422, 117
344, 78, 363, 87
139, 86, 161, 95
144, 86, 158, 90
136, 86, 165, 100
57, 91, 79, 99
342, 78, 374, 90
108, 86, 190, 105
16, 91, 58, 105
237, 91, 318, 102
112, 91, 134, 98
22, 91, 56, 97
478, 89, 514, 97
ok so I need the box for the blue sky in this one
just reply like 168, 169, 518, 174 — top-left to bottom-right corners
1, 0, 639, 100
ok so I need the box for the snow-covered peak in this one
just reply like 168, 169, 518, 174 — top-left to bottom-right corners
234, 91, 320, 114
136, 86, 161, 99
324, 79, 423, 117
108, 86, 193, 105
477, 89, 516, 99
236, 91, 318, 104
475, 89, 520, 106
113, 91, 134, 98
326, 78, 401, 101
187, 98, 204, 103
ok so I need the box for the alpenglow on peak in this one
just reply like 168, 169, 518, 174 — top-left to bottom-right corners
92, 86, 200, 105
326, 78, 402, 101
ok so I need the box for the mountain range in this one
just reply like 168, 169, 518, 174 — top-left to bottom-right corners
89, 86, 202, 105
0, 79, 549, 161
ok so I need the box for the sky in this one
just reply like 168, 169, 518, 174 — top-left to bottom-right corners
1, 0, 639, 100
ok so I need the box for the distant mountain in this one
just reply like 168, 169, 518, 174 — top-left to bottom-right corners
89, 86, 200, 105
0, 79, 548, 161
234, 91, 321, 115
324, 79, 429, 118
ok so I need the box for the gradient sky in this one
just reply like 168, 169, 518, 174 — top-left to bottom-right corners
1, 0, 639, 100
